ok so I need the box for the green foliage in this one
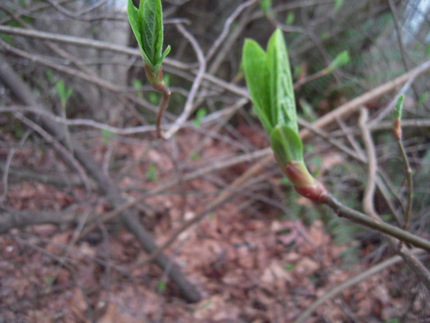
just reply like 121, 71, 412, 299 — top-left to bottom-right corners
418, 92, 430, 105
133, 79, 144, 98
146, 164, 157, 181
242, 39, 272, 133
270, 125, 303, 165
299, 99, 318, 122
293, 65, 302, 79
425, 44, 430, 57
259, 0, 272, 14
242, 29, 297, 135
193, 108, 207, 127
45, 70, 54, 83
190, 152, 200, 161
334, 0, 344, 12
157, 280, 167, 292
327, 51, 350, 72
384, 319, 400, 323
55, 80, 73, 108
101, 129, 115, 144
243, 30, 327, 199
284, 264, 295, 271
128, 0, 171, 72
242, 30, 301, 166
285, 12, 295, 25
149, 92, 160, 105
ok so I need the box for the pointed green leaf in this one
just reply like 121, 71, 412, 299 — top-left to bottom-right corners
242, 39, 272, 133
128, 0, 169, 69
267, 29, 297, 132
327, 50, 350, 72
56, 80, 73, 107
394, 95, 404, 120
141, 0, 163, 66
270, 125, 303, 166
159, 45, 171, 66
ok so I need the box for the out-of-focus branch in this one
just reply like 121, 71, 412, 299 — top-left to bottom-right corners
359, 108, 378, 217
206, 0, 258, 63
0, 56, 202, 303
358, 108, 430, 289
163, 23, 206, 139
294, 248, 427, 323
0, 208, 78, 233
324, 194, 430, 252
300, 60, 430, 139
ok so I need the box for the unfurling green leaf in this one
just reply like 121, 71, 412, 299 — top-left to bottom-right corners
243, 29, 328, 202
128, 0, 170, 74
327, 51, 350, 72
242, 29, 297, 134
242, 39, 272, 133
267, 29, 297, 132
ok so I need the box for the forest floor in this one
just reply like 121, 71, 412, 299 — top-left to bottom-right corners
0, 128, 428, 323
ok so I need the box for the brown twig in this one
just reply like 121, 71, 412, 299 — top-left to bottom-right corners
294, 248, 427, 323
156, 86, 172, 139
393, 119, 413, 230
300, 60, 430, 140
294, 67, 330, 90
359, 108, 378, 217
323, 194, 430, 252
163, 23, 206, 139
357, 108, 430, 288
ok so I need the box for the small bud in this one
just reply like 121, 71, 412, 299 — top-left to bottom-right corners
284, 161, 328, 203
144, 64, 165, 90
393, 119, 402, 139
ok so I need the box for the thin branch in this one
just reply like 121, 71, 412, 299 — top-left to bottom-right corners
0, 100, 245, 135
156, 86, 172, 139
393, 117, 413, 230
300, 60, 430, 140
359, 108, 378, 217
0, 57, 202, 303
206, 0, 259, 62
14, 113, 92, 192
207, 0, 257, 75
0, 24, 188, 70
354, 110, 430, 287
323, 194, 430, 252
294, 249, 426, 323
163, 23, 206, 139
0, 208, 78, 233
0, 130, 31, 203
370, 60, 430, 126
